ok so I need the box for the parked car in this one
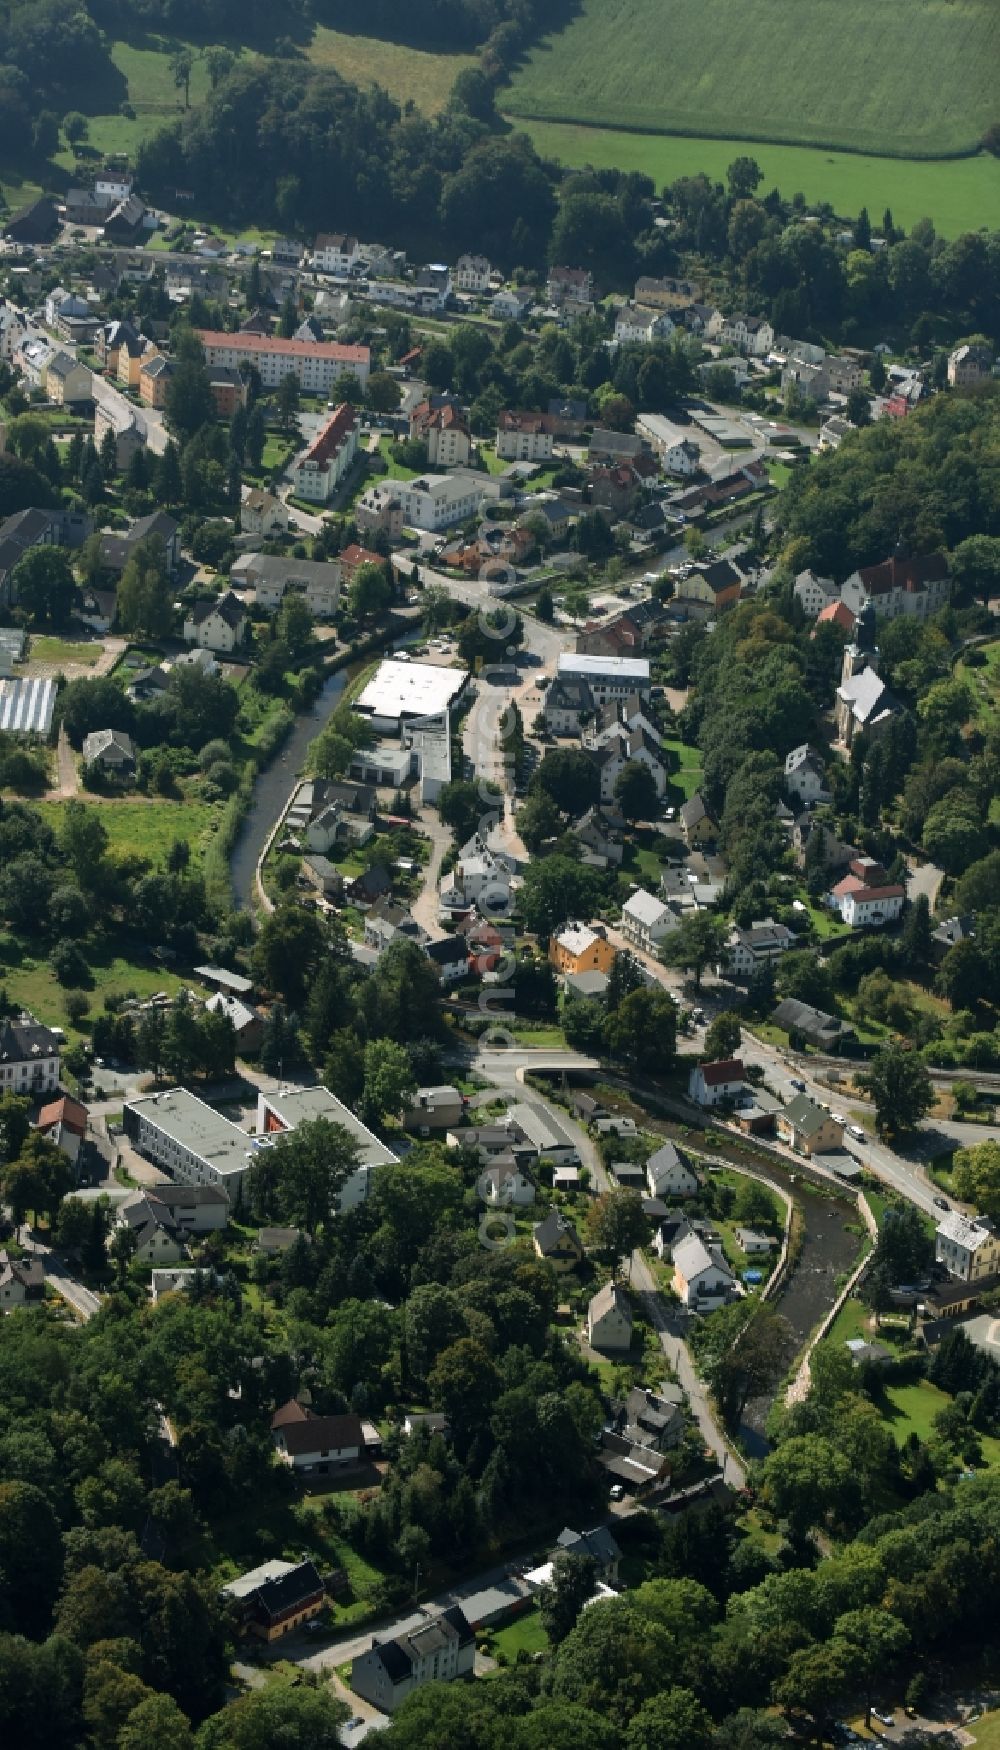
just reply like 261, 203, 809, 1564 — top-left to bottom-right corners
934, 1196, 950, 1211
790, 1077, 806, 1093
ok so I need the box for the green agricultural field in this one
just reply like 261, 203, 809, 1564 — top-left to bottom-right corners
514, 121, 1000, 238
505, 0, 999, 157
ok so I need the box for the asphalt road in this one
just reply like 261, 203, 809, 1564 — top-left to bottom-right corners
19, 1228, 101, 1320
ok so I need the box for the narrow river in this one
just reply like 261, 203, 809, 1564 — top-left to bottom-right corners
229, 670, 350, 910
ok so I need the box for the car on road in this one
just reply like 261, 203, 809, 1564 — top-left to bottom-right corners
848, 1124, 866, 1141
790, 1077, 806, 1093
934, 1196, 950, 1211
870, 1708, 895, 1728
609, 1483, 624, 1500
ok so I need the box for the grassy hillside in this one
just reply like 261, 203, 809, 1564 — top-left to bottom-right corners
516, 119, 1000, 234
505, 0, 1000, 158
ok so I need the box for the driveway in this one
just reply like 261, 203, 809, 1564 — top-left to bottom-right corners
409, 804, 454, 940
906, 854, 945, 912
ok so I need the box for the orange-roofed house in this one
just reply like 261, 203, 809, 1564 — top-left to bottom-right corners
813, 600, 856, 636
340, 543, 385, 583
289, 403, 358, 503
37, 1094, 87, 1164
829, 856, 905, 928
687, 1058, 744, 1108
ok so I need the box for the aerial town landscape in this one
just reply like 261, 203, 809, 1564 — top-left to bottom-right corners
1, 3, 1000, 1748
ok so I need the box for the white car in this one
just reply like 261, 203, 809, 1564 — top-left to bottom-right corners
848, 1124, 866, 1142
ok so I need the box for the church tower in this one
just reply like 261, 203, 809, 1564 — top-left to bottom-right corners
840, 601, 879, 690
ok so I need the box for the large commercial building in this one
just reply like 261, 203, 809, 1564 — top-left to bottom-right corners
391, 471, 488, 532
256, 1085, 396, 1212
557, 652, 651, 703
289, 403, 358, 502
195, 331, 370, 393
355, 658, 470, 731
123, 1088, 255, 1205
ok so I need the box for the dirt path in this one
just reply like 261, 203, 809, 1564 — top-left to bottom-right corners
48, 725, 80, 800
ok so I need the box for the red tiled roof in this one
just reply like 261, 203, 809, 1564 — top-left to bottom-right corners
340, 543, 382, 570
300, 402, 357, 468
38, 1095, 87, 1135
857, 554, 948, 595
498, 410, 558, 435
815, 601, 856, 631
700, 1058, 744, 1086
196, 330, 368, 364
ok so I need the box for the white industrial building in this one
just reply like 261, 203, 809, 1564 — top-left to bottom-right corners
355, 658, 470, 731
256, 1085, 397, 1212
123, 1088, 256, 1205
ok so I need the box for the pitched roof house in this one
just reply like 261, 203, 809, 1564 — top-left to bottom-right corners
587, 1281, 633, 1353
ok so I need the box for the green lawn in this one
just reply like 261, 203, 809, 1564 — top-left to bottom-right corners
825, 1296, 871, 1348
28, 636, 101, 668
969, 1712, 1000, 1749
878, 1379, 1000, 1470
663, 738, 703, 801
956, 641, 1000, 732
504, 0, 998, 157
489, 1607, 549, 1661
377, 436, 424, 481
307, 25, 474, 115
0, 933, 205, 1046
35, 799, 220, 866
510, 120, 1000, 238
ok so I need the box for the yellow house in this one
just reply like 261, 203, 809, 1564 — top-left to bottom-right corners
533, 1209, 584, 1272
776, 1094, 844, 1156
138, 353, 175, 409
549, 922, 615, 978
679, 792, 716, 847
118, 333, 157, 389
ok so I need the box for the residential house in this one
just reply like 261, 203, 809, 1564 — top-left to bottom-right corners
389, 471, 488, 532
0, 1249, 45, 1309
613, 303, 676, 346
620, 889, 677, 954
222, 1559, 326, 1643
346, 863, 393, 908
299, 854, 343, 901
478, 1156, 536, 1207
409, 400, 472, 469
119, 1196, 188, 1266
688, 1058, 744, 1108
935, 1212, 1000, 1283
117, 330, 158, 389
363, 898, 429, 956
350, 1606, 474, 1714
587, 1282, 633, 1354
533, 1209, 584, 1271
784, 743, 830, 805
621, 1383, 685, 1451
102, 194, 147, 243
37, 1094, 88, 1167
183, 592, 248, 655
94, 402, 143, 473
717, 313, 774, 357
313, 233, 361, 275
207, 365, 247, 419
634, 274, 705, 310
271, 1400, 368, 1474
948, 343, 993, 387
931, 915, 976, 965
45, 350, 92, 407
98, 509, 180, 577
544, 673, 595, 736
841, 553, 951, 622
454, 253, 491, 292
121, 1183, 228, 1236
572, 805, 624, 868
439, 834, 513, 916
777, 1094, 844, 1156
725, 918, 795, 980
553, 1525, 622, 1583
829, 856, 905, 928
82, 728, 136, 778
595, 726, 667, 804
416, 263, 453, 308
736, 1228, 777, 1256
404, 1085, 464, 1134
549, 922, 615, 979
240, 489, 289, 538
588, 429, 645, 464
231, 552, 341, 619
672, 1232, 736, 1310
496, 410, 556, 462
547, 266, 594, 308
0, 1017, 61, 1095
678, 558, 743, 613
505, 1101, 579, 1167
204, 991, 264, 1053
290, 403, 358, 503
634, 414, 701, 475
679, 792, 716, 847
770, 998, 855, 1051
491, 285, 534, 321
424, 934, 470, 986
448, 1123, 536, 1169
137, 352, 175, 408
814, 599, 857, 635
196, 331, 370, 394
793, 568, 838, 618
646, 1141, 698, 1200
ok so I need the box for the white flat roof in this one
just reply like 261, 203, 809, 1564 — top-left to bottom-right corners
260, 1085, 397, 1171
558, 654, 650, 681
356, 658, 469, 721
125, 1088, 250, 1179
